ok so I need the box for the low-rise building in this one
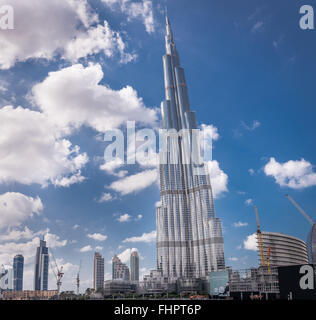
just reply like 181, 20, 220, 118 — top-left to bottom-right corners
2, 290, 58, 300
104, 280, 134, 296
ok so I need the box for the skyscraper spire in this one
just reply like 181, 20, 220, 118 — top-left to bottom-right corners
165, 8, 173, 39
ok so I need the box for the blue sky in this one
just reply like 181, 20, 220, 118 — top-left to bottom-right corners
0, 0, 316, 291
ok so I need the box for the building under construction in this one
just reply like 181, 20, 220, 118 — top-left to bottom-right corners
229, 266, 279, 300
1, 290, 58, 300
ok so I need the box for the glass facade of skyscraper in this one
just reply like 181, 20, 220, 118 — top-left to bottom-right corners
34, 239, 49, 291
156, 16, 225, 280
13, 254, 24, 291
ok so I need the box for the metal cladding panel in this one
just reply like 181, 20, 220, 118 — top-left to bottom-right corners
175, 67, 190, 113
163, 55, 174, 89
161, 100, 172, 130
163, 55, 179, 130
185, 111, 198, 129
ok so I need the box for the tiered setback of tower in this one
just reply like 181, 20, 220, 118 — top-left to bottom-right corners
156, 15, 225, 280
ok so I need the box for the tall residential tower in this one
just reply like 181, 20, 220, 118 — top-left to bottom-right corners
93, 252, 104, 291
156, 15, 225, 280
130, 251, 139, 282
112, 255, 130, 281
13, 254, 24, 291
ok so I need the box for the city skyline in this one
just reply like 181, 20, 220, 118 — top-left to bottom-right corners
0, 0, 316, 293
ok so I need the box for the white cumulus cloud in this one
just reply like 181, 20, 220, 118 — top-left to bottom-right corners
264, 157, 316, 189
206, 160, 228, 198
87, 233, 108, 241
244, 233, 258, 251
109, 169, 157, 195
63, 21, 137, 63
123, 230, 156, 243
102, 0, 155, 33
0, 0, 134, 69
0, 192, 43, 229
32, 63, 157, 134
0, 106, 88, 187
80, 245, 93, 253
98, 192, 115, 203
117, 213, 132, 223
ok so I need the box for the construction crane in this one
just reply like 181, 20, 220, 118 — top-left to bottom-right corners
286, 194, 314, 226
76, 260, 81, 295
254, 206, 266, 267
49, 248, 64, 295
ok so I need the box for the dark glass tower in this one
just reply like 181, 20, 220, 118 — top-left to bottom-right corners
34, 238, 49, 291
13, 254, 24, 291
156, 15, 225, 280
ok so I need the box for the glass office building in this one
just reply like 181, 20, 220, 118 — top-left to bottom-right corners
130, 251, 139, 282
13, 254, 24, 291
34, 238, 49, 291
156, 15, 225, 280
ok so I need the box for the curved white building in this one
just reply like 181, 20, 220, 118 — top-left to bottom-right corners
261, 232, 308, 267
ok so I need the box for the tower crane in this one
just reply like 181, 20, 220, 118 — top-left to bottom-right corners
49, 248, 64, 295
76, 260, 81, 295
254, 206, 266, 267
285, 194, 314, 226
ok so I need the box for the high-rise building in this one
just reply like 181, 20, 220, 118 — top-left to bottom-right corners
156, 15, 225, 280
307, 224, 316, 265
34, 238, 49, 291
130, 251, 139, 282
13, 254, 24, 291
260, 232, 309, 266
93, 252, 104, 291
112, 255, 130, 281
0, 266, 13, 290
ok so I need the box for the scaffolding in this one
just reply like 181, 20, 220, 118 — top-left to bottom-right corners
229, 266, 279, 294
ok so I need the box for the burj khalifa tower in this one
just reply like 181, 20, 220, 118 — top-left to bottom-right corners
156, 15, 225, 280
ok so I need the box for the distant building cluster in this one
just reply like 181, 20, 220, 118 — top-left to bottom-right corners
0, 237, 51, 298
